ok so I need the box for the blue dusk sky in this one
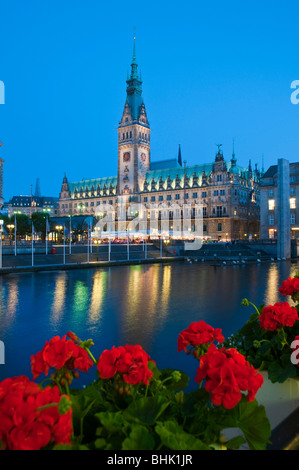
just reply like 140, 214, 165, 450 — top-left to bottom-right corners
0, 0, 298, 200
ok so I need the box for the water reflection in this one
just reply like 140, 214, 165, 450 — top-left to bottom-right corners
1, 260, 299, 383
51, 272, 67, 323
73, 280, 89, 318
264, 263, 279, 305
160, 265, 171, 317
88, 271, 107, 324
123, 265, 168, 349
0, 277, 19, 328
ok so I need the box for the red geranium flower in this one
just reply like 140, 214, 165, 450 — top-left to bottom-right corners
0, 376, 72, 450
31, 335, 93, 381
97, 344, 155, 386
178, 321, 225, 354
279, 277, 299, 298
195, 344, 263, 409
259, 302, 299, 331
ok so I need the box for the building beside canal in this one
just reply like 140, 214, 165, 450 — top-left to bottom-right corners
260, 161, 299, 240
58, 39, 262, 241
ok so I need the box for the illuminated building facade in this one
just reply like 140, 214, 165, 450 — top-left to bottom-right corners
59, 40, 261, 241
261, 161, 299, 240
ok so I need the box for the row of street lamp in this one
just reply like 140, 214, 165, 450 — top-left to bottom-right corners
0, 214, 169, 269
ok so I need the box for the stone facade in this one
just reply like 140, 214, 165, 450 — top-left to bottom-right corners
261, 161, 299, 241
8, 195, 59, 218
58, 41, 261, 241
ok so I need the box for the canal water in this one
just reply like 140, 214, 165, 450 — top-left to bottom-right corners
1, 260, 299, 388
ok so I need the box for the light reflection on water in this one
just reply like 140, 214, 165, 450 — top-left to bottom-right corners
1, 260, 299, 386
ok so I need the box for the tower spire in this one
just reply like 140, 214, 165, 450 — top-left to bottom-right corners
132, 27, 136, 62
178, 144, 182, 167
231, 138, 237, 167
130, 27, 138, 79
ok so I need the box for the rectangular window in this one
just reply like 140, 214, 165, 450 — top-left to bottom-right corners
151, 196, 156, 202
290, 198, 296, 209
202, 191, 207, 198
269, 215, 274, 225
144, 197, 148, 202
193, 192, 198, 199
175, 194, 180, 200
268, 199, 275, 211
159, 195, 163, 201
203, 207, 207, 216
216, 206, 223, 217
220, 189, 226, 196
290, 187, 295, 195
167, 195, 171, 201
214, 190, 219, 196
217, 175, 222, 182
291, 214, 296, 225
268, 189, 274, 197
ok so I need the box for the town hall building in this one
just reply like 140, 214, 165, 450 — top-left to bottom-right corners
58, 39, 261, 241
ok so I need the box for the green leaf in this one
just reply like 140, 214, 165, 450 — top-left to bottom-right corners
94, 438, 107, 449
181, 389, 209, 417
222, 398, 271, 450
224, 435, 246, 450
155, 420, 209, 450
122, 425, 155, 450
160, 368, 189, 391
267, 354, 297, 383
147, 361, 161, 380
124, 396, 170, 426
95, 411, 125, 434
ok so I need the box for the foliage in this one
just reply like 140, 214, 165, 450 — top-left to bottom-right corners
2, 213, 31, 237
31, 212, 51, 239
225, 274, 299, 383
0, 326, 271, 451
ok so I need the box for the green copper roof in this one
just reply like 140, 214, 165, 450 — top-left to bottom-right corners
69, 176, 117, 194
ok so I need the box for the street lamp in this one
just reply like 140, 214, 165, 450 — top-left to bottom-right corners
55, 225, 65, 264
55, 225, 63, 243
13, 211, 21, 256
68, 215, 72, 254
7, 224, 15, 245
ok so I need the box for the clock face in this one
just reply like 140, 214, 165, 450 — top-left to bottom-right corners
123, 152, 131, 162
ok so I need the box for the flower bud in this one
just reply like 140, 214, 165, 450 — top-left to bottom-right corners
171, 370, 182, 383
241, 299, 250, 306
175, 391, 184, 404
58, 395, 72, 415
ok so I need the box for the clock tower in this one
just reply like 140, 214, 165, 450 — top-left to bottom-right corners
117, 37, 151, 197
